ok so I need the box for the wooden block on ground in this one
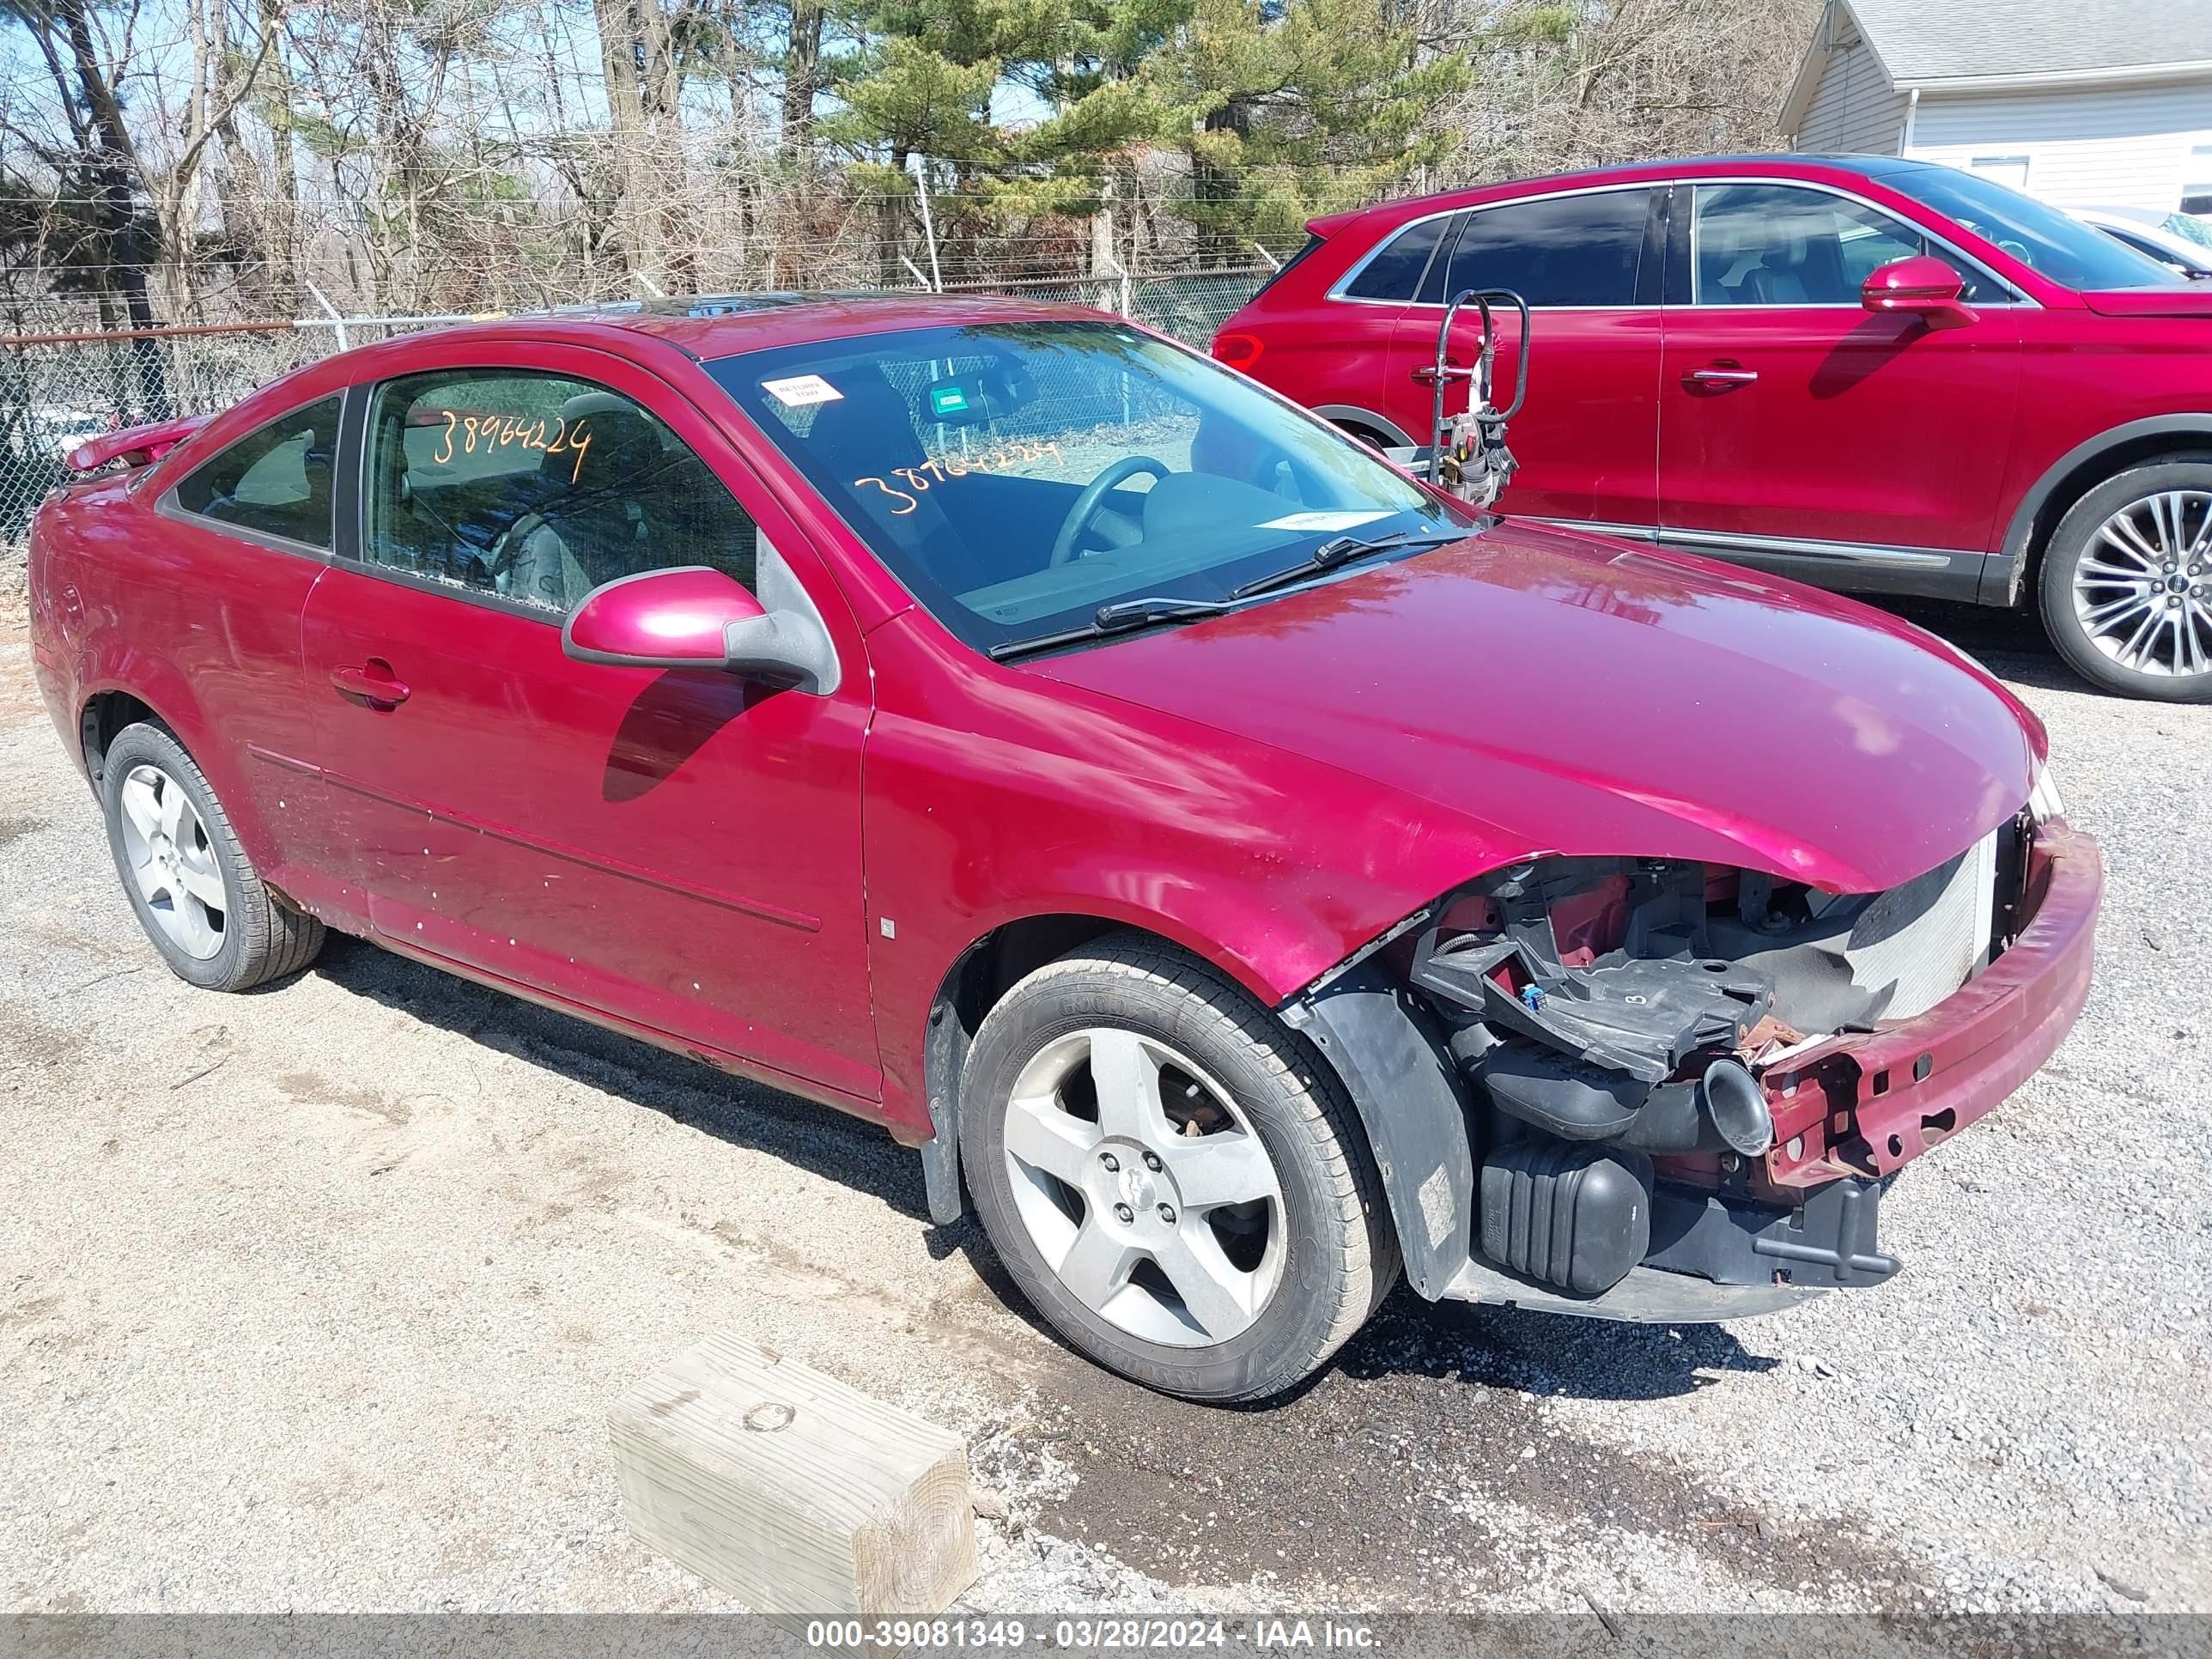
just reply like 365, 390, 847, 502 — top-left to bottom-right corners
611, 1332, 978, 1617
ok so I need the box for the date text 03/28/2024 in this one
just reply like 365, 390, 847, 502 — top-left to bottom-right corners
802, 1619, 1381, 1650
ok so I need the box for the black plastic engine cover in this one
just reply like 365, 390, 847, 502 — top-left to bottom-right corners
1479, 1139, 1654, 1297
1413, 933, 1771, 1084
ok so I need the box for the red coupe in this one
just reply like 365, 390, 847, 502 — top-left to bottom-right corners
27, 296, 2099, 1400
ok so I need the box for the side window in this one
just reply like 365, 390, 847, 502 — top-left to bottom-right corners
1692, 184, 1968, 306
2184, 147, 2212, 216
362, 368, 759, 616
172, 395, 341, 550
1342, 215, 1451, 301
1413, 216, 1468, 303
1442, 190, 1650, 307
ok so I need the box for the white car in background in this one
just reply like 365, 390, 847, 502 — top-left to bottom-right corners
2075, 205, 2212, 279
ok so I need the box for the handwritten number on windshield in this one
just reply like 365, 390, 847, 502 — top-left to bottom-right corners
853, 439, 1066, 517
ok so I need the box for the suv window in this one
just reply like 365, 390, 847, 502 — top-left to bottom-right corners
172, 395, 341, 550
1441, 189, 1650, 307
1692, 183, 2003, 305
362, 368, 759, 616
1342, 215, 1451, 302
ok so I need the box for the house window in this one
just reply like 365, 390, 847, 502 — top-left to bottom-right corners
2184, 145, 2212, 216
1969, 155, 2032, 191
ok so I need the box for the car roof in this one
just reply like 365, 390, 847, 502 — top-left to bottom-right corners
2075, 204, 2162, 227
362, 292, 1108, 366
1316, 152, 1941, 236
170, 290, 1133, 466
2079, 214, 2212, 265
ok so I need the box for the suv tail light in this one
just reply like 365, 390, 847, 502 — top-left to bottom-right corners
1212, 331, 1265, 371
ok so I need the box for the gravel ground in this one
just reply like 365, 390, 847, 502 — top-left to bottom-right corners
1, 587, 2207, 1617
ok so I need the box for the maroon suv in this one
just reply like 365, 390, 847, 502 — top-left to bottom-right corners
1214, 154, 2212, 702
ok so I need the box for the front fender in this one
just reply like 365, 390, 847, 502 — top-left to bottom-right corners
1280, 957, 1475, 1299
860, 613, 1505, 1146
1991, 411, 2212, 604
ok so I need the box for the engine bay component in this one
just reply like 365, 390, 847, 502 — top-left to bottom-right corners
1397, 835, 2020, 1297
1479, 1138, 1653, 1296
1419, 935, 1770, 1085
1700, 828, 2003, 1030
1410, 857, 1775, 1079
1644, 1177, 1898, 1289
1698, 1056, 1776, 1157
1474, 1046, 1773, 1156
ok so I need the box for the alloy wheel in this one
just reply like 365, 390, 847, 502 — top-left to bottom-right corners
2072, 489, 2212, 680
115, 763, 227, 960
1000, 1027, 1285, 1348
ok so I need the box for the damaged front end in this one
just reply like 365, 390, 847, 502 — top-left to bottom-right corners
1283, 792, 2100, 1323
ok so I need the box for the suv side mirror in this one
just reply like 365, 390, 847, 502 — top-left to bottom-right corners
562, 564, 837, 693
1862, 255, 1976, 327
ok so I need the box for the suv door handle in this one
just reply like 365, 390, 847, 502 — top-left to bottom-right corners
1410, 364, 1477, 384
330, 661, 410, 708
1685, 365, 1759, 388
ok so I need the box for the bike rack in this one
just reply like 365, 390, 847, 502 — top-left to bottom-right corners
1425, 287, 1529, 507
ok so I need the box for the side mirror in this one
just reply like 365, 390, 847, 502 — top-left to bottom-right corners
1861, 255, 1976, 326
562, 564, 836, 693
564, 566, 765, 669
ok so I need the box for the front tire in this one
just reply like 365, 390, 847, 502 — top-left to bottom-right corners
100, 721, 325, 991
959, 934, 1398, 1402
2039, 459, 2212, 701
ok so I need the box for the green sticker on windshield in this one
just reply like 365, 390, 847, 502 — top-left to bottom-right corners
931, 385, 969, 416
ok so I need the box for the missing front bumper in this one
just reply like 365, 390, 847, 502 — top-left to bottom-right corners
1293, 820, 2096, 1324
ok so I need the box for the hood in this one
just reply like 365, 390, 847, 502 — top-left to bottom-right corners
2080, 287, 2212, 318
1034, 523, 2043, 894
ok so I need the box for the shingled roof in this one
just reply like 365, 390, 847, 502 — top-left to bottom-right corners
1816, 0, 2212, 88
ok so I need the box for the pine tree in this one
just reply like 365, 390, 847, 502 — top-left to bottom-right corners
1143, 0, 1465, 264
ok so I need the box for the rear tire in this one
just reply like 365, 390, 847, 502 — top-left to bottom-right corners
2038, 458, 2212, 702
959, 933, 1398, 1402
99, 721, 325, 992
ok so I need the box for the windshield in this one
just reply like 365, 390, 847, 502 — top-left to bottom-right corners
705, 320, 1474, 655
1884, 167, 2177, 291
2165, 212, 2212, 252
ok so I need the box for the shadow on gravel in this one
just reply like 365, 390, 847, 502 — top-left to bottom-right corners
307, 933, 933, 1221
939, 1236, 1782, 1411
1336, 1285, 1782, 1402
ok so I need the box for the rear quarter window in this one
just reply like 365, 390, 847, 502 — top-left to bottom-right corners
170, 395, 343, 550
1341, 216, 1452, 301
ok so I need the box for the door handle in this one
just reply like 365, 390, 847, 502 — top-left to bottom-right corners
330, 661, 410, 708
1685, 365, 1759, 389
1410, 364, 1477, 384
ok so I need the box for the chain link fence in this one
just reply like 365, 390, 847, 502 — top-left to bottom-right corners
1, 269, 1270, 561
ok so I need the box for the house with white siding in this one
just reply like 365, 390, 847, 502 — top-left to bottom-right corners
1780, 0, 2212, 218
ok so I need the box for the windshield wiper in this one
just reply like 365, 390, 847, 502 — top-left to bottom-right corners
988, 595, 1231, 662
988, 529, 1468, 663
1228, 529, 1466, 601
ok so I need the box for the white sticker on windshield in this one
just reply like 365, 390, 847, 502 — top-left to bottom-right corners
762, 374, 844, 407
1257, 509, 1394, 532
